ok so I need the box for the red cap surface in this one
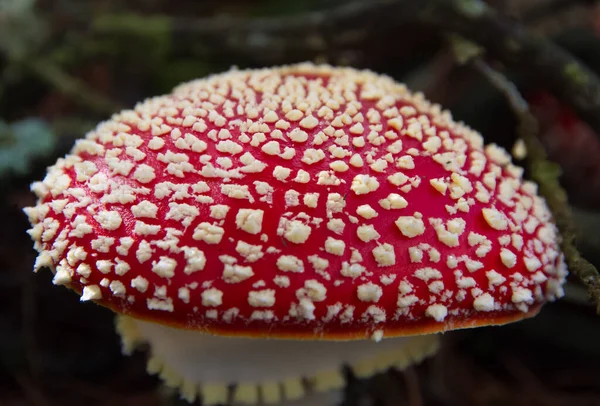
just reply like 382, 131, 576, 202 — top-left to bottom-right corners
24, 63, 567, 340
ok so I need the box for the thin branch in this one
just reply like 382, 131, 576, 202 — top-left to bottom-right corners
417, 0, 600, 142
572, 207, 600, 268
25, 58, 122, 115
88, 1, 398, 63
528, 3, 593, 36
85, 0, 600, 139
467, 55, 600, 313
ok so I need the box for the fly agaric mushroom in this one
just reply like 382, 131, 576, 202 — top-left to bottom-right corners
24, 63, 567, 405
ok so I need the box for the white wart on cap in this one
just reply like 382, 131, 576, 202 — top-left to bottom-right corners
24, 64, 566, 336
24, 63, 568, 404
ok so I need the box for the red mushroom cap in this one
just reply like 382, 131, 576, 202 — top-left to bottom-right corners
24, 63, 567, 340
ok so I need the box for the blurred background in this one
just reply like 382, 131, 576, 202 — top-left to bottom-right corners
1, 0, 600, 405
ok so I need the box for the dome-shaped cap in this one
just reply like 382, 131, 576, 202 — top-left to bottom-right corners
24, 63, 567, 340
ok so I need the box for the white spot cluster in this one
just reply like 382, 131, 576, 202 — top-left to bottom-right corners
24, 63, 567, 337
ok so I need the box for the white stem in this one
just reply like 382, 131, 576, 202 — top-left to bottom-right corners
247, 390, 342, 406
116, 316, 439, 405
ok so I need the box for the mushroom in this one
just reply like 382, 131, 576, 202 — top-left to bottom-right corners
24, 63, 567, 405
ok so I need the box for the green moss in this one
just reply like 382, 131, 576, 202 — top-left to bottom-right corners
454, 0, 486, 18
564, 62, 590, 86
91, 13, 171, 64
449, 35, 483, 65
92, 13, 170, 39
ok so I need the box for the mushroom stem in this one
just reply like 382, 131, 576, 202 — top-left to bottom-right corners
116, 316, 440, 405
235, 390, 343, 406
